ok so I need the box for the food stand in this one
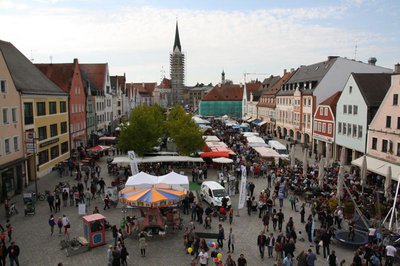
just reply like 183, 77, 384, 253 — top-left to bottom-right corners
82, 214, 106, 248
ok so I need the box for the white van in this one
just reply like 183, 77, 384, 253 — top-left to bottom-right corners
200, 181, 231, 208
268, 140, 289, 158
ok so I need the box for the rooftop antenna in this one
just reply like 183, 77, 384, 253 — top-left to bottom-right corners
354, 41, 358, 60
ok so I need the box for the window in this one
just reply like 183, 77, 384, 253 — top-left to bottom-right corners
318, 122, 321, 132
382, 139, 388, 152
348, 105, 352, 115
320, 108, 323, 115
393, 94, 398, 105
397, 117, 400, 130
10, 108, 18, 123
358, 125, 363, 138
61, 122, 67, 134
50, 145, 59, 160
353, 105, 358, 115
38, 126, 47, 140
2, 108, 9, 124
389, 140, 394, 154
324, 108, 328, 116
0, 80, 6, 93
50, 124, 58, 137
61, 142, 69, 154
349, 86, 352, 94
49, 102, 57, 114
4, 138, 10, 154
338, 122, 342, 134
322, 123, 326, 133
386, 116, 391, 128
343, 123, 347, 135
13, 136, 19, 151
397, 143, 400, 156
353, 124, 357, 137
347, 124, 351, 136
343, 105, 347, 114
372, 137, 377, 150
24, 103, 33, 125
36, 102, 46, 116
60, 101, 67, 113
308, 99, 311, 106
303, 99, 306, 106
328, 124, 332, 134
38, 150, 49, 165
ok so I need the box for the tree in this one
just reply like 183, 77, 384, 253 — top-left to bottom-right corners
166, 106, 204, 155
117, 104, 164, 156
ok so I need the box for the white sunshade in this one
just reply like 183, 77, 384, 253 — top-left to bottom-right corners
158, 171, 189, 190
243, 132, 259, 137
246, 136, 265, 144
351, 155, 400, 181
212, 157, 234, 164
125, 171, 189, 190
253, 147, 281, 158
125, 171, 158, 187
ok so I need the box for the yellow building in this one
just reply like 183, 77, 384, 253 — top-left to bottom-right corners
0, 40, 70, 179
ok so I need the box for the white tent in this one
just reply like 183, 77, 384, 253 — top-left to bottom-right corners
158, 171, 189, 190
212, 157, 234, 164
243, 132, 259, 137
125, 171, 158, 187
246, 136, 265, 144
253, 147, 281, 158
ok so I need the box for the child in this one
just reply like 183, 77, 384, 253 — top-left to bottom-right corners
57, 217, 63, 235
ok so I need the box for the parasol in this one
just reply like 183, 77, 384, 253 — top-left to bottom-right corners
360, 155, 367, 192
290, 146, 295, 169
336, 165, 344, 203
318, 158, 325, 188
303, 148, 308, 177
384, 166, 392, 200
212, 157, 234, 164
119, 187, 186, 208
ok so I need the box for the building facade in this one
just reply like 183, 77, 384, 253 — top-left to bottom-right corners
313, 91, 341, 160
35, 58, 87, 149
335, 73, 392, 164
0, 41, 26, 200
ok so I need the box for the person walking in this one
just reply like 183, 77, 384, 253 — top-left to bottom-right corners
228, 208, 234, 225
139, 231, 147, 257
257, 231, 267, 259
327, 250, 339, 266
48, 215, 56, 236
57, 217, 63, 235
237, 254, 247, 266
198, 248, 209, 266
61, 214, 70, 237
107, 245, 113, 266
7, 242, 20, 266
5, 220, 12, 242
111, 246, 121, 266
262, 211, 270, 232
0, 241, 6, 266
47, 193, 55, 212
300, 203, 306, 223
217, 224, 225, 248
321, 229, 332, 259
55, 195, 61, 213
305, 249, 316, 266
85, 188, 92, 208
228, 227, 235, 253
266, 233, 275, 258
62, 190, 68, 207
277, 209, 284, 232
246, 197, 252, 216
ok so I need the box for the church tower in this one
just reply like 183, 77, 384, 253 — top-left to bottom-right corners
170, 21, 185, 105
221, 69, 225, 84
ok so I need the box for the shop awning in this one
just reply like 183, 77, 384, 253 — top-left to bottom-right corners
251, 119, 262, 124
253, 147, 282, 158
200, 152, 231, 158
256, 121, 268, 127
351, 156, 400, 181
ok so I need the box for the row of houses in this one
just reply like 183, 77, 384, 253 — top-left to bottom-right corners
0, 40, 166, 200
199, 56, 399, 175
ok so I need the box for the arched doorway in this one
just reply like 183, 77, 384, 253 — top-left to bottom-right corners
295, 131, 302, 142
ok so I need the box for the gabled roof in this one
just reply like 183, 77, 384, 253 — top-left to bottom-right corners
110, 75, 126, 93
319, 91, 342, 114
156, 78, 171, 89
173, 21, 182, 52
79, 64, 107, 91
202, 84, 243, 101
0, 40, 65, 95
246, 82, 262, 99
35, 63, 74, 93
126, 83, 156, 96
352, 73, 392, 107
252, 75, 281, 101
79, 68, 97, 96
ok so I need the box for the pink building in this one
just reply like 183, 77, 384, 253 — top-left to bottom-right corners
362, 64, 400, 178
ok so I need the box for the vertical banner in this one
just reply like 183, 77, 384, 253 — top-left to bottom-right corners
238, 165, 247, 209
128, 151, 139, 176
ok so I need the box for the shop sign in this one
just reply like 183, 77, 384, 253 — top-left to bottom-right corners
39, 138, 59, 148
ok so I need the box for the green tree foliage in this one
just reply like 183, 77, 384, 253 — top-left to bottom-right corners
117, 104, 164, 156
166, 106, 204, 155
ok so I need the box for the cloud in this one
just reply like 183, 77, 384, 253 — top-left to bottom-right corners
0, 2, 395, 84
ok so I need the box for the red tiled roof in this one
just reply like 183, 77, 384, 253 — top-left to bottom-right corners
202, 84, 244, 101
264, 71, 296, 97
127, 83, 157, 96
246, 82, 262, 99
320, 91, 342, 114
35, 63, 74, 93
79, 64, 107, 91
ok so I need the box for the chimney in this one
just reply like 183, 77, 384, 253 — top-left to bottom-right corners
368, 57, 377, 66
290, 68, 295, 72
327, 56, 339, 61
395, 63, 400, 74
283, 69, 287, 75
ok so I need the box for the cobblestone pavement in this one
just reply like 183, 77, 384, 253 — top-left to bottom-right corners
5, 142, 358, 266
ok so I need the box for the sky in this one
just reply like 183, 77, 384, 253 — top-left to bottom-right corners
1, 0, 399, 85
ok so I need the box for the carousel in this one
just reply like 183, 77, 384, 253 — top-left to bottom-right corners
119, 171, 189, 235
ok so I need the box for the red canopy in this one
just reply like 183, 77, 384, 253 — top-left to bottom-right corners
200, 152, 231, 158
89, 145, 110, 151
